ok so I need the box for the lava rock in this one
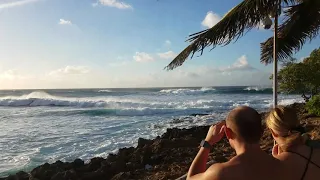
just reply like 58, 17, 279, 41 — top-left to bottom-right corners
73, 159, 84, 168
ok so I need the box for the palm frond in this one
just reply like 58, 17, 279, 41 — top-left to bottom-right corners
165, 0, 284, 70
261, 0, 320, 64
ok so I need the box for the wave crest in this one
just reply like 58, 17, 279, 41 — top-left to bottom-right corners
97, 90, 112, 93
243, 87, 268, 91
0, 91, 106, 107
159, 87, 215, 94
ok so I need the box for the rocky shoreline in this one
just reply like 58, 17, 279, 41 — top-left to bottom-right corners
2, 103, 320, 180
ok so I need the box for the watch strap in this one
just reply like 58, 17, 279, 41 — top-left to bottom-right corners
200, 140, 213, 149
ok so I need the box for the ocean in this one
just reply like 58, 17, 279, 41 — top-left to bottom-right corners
0, 86, 302, 176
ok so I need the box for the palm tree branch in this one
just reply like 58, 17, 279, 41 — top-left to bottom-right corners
165, 0, 298, 70
261, 0, 320, 64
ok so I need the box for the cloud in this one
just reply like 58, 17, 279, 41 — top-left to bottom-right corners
157, 51, 177, 60
299, 56, 306, 62
192, 55, 255, 75
0, 69, 34, 82
59, 19, 72, 25
165, 40, 171, 46
94, 0, 132, 9
49, 66, 90, 76
0, 69, 18, 80
0, 65, 269, 89
201, 11, 221, 28
133, 52, 154, 62
220, 55, 255, 72
256, 21, 265, 30
0, 0, 40, 9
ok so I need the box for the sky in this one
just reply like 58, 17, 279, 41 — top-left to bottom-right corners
0, 0, 319, 89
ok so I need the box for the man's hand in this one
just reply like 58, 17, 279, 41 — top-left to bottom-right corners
205, 121, 226, 145
187, 121, 226, 180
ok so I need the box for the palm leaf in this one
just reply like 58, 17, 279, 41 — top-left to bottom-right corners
165, 0, 300, 70
261, 0, 320, 64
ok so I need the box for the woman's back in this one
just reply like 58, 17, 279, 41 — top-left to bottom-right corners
277, 145, 320, 180
266, 106, 320, 180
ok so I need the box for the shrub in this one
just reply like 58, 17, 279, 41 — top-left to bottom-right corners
273, 48, 320, 102
306, 95, 320, 116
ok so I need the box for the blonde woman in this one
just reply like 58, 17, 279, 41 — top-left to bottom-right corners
267, 106, 320, 180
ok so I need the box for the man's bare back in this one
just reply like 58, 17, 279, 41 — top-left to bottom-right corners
187, 107, 289, 180
206, 150, 287, 180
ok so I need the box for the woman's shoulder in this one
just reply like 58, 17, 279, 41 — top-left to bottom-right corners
274, 145, 309, 162
274, 152, 294, 161
276, 145, 320, 163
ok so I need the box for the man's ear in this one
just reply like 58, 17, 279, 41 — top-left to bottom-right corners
270, 128, 279, 138
225, 127, 234, 140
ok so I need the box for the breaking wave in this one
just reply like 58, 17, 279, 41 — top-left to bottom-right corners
0, 91, 217, 115
97, 90, 112, 93
243, 87, 269, 91
159, 87, 216, 94
159, 87, 273, 95
0, 91, 106, 107
0, 90, 302, 116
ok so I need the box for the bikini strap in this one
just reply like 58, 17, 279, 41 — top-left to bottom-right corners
286, 148, 320, 168
300, 147, 313, 180
286, 148, 319, 180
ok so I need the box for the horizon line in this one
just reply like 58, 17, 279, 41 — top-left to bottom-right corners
0, 85, 272, 91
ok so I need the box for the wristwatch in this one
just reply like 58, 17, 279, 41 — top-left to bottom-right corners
200, 140, 213, 150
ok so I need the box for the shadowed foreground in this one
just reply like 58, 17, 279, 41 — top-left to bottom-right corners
2, 103, 320, 180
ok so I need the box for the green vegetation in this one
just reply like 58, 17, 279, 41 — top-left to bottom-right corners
306, 95, 320, 116
277, 48, 320, 102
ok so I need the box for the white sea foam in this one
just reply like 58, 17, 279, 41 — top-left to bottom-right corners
0, 88, 303, 176
0, 91, 219, 116
243, 86, 268, 91
263, 97, 304, 108
232, 102, 250, 107
0, 91, 105, 107
279, 98, 304, 106
159, 87, 215, 94
97, 90, 112, 93
200, 87, 215, 91
0, 91, 303, 117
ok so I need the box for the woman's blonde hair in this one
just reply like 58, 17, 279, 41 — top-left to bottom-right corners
266, 106, 303, 150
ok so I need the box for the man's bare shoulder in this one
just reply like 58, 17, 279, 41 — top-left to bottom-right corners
206, 159, 241, 180
205, 163, 225, 180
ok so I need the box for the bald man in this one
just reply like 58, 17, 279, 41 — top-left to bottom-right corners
187, 106, 289, 180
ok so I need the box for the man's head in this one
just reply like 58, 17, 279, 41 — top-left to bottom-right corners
225, 106, 263, 148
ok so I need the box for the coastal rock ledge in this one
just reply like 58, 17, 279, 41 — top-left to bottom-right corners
1, 103, 320, 180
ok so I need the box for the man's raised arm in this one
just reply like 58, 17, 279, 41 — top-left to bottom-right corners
187, 121, 225, 180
